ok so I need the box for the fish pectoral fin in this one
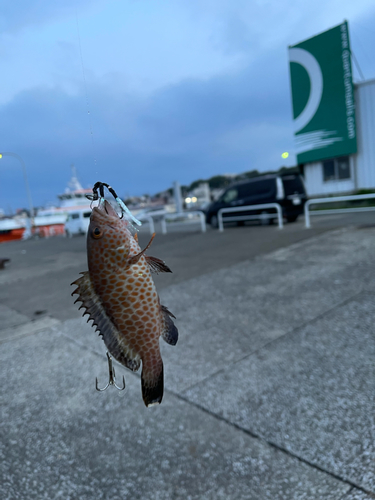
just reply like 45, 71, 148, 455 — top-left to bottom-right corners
128, 233, 155, 266
134, 233, 138, 242
161, 304, 178, 346
146, 256, 172, 273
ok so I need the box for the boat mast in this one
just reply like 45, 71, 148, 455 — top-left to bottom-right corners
68, 163, 83, 192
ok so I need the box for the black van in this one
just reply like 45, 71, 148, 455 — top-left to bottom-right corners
205, 174, 307, 228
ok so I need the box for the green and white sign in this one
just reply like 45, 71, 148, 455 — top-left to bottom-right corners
289, 21, 357, 164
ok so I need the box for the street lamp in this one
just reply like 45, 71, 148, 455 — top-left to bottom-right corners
0, 152, 34, 218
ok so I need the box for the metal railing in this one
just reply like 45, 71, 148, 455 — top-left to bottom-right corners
304, 193, 375, 228
137, 215, 156, 234
218, 203, 283, 231
161, 211, 206, 234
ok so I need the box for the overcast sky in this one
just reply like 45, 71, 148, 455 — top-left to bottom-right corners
1, 0, 374, 211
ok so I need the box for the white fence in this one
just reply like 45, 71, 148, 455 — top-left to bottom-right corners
138, 211, 206, 234
161, 211, 206, 234
137, 214, 156, 234
218, 203, 283, 232
304, 193, 375, 228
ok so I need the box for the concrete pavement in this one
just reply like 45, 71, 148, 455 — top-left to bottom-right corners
0, 222, 374, 499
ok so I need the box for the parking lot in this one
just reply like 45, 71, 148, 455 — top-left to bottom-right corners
0, 211, 374, 499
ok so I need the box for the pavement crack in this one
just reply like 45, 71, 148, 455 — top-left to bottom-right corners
171, 391, 374, 497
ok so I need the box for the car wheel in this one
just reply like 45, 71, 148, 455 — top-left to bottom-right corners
210, 214, 219, 229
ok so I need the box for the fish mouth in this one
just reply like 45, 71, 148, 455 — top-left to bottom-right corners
91, 200, 119, 224
103, 200, 119, 217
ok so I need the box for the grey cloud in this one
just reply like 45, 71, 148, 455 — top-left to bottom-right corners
136, 54, 291, 146
0, 53, 294, 210
0, 0, 103, 33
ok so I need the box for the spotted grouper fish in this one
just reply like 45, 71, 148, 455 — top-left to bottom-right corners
71, 200, 178, 407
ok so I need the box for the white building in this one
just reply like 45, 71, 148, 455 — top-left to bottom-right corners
303, 79, 375, 196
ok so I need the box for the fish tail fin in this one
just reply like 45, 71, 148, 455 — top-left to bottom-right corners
141, 354, 164, 407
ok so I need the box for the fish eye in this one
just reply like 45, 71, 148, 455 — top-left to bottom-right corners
92, 227, 103, 239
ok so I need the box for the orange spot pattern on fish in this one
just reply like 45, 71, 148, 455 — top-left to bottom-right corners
71, 199, 178, 406
73, 200, 178, 407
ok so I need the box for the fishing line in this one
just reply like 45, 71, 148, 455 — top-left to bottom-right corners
75, 17, 138, 223
75, 10, 97, 170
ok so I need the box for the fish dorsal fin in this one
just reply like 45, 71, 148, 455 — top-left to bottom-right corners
71, 272, 141, 372
146, 256, 172, 273
160, 304, 178, 346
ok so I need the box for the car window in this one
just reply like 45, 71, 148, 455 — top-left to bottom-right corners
238, 180, 274, 198
222, 188, 239, 203
250, 179, 274, 196
237, 184, 255, 198
71, 213, 79, 220
83, 212, 91, 218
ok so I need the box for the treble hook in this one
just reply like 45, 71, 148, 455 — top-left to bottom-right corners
95, 352, 126, 392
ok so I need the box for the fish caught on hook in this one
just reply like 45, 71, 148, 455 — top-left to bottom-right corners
96, 352, 126, 392
71, 181, 178, 407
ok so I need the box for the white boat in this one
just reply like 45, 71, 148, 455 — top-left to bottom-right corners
0, 212, 67, 242
37, 167, 92, 217
0, 167, 92, 242
0, 217, 27, 243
